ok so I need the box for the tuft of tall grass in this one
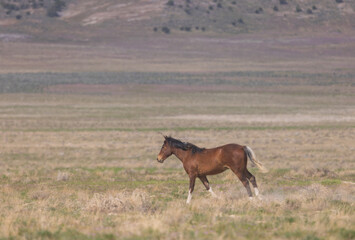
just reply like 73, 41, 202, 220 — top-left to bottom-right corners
86, 190, 153, 214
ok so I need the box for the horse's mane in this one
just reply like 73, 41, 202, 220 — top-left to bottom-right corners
165, 136, 205, 154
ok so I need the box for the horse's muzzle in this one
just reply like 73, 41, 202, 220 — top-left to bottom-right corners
157, 158, 164, 163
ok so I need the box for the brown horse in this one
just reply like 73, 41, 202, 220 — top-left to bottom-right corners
156, 136, 267, 204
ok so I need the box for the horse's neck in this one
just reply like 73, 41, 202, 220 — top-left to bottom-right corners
173, 148, 189, 163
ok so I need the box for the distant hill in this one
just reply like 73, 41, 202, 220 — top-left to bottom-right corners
0, 0, 354, 42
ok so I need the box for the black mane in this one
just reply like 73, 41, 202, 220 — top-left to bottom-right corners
165, 136, 205, 154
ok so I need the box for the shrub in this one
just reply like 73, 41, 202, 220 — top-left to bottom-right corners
47, 7, 59, 17
296, 5, 302, 12
184, 8, 192, 15
166, 0, 174, 6
20, 4, 30, 10
153, 27, 158, 32
161, 26, 170, 34
231, 1, 236, 5
335, 0, 343, 3
1, 3, 19, 11
280, 0, 287, 5
217, 3, 222, 8
47, 0, 66, 17
273, 5, 279, 11
312, 5, 317, 10
238, 18, 244, 24
255, 7, 263, 14
306, 8, 313, 14
16, 14, 22, 20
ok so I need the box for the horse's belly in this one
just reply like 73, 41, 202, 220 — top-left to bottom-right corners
199, 165, 229, 175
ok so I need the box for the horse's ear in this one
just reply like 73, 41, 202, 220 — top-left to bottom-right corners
158, 132, 167, 139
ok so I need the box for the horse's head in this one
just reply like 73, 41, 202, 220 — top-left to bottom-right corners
157, 136, 173, 163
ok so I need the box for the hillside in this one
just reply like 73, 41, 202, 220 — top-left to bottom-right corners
0, 0, 354, 74
0, 0, 354, 42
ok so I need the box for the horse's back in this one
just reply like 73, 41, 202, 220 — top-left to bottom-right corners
193, 144, 245, 175
220, 143, 244, 150
218, 143, 245, 156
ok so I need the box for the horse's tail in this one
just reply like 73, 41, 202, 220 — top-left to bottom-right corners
244, 146, 268, 173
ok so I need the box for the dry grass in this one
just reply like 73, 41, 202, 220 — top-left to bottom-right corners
0, 71, 354, 239
0, 177, 353, 239
1, 9, 354, 237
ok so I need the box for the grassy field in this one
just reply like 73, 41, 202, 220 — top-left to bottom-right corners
0, 69, 354, 239
1, 0, 354, 238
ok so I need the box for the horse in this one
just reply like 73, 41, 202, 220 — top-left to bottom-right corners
156, 135, 268, 204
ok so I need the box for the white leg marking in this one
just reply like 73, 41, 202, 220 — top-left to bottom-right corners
186, 189, 192, 204
208, 187, 218, 198
254, 187, 263, 200
254, 187, 259, 196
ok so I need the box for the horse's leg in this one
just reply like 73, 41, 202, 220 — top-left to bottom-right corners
231, 168, 253, 199
187, 174, 196, 204
246, 170, 261, 198
199, 176, 218, 198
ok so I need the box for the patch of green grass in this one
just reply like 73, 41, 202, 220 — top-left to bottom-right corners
124, 228, 163, 240
285, 216, 296, 224
25, 229, 117, 240
0, 174, 10, 183
272, 168, 291, 177
303, 234, 323, 240
2, 153, 41, 162
276, 230, 323, 239
1, 71, 354, 93
320, 179, 342, 186
277, 179, 313, 186
79, 167, 125, 174
336, 228, 355, 240
59, 178, 189, 191
216, 220, 267, 239
277, 178, 343, 187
